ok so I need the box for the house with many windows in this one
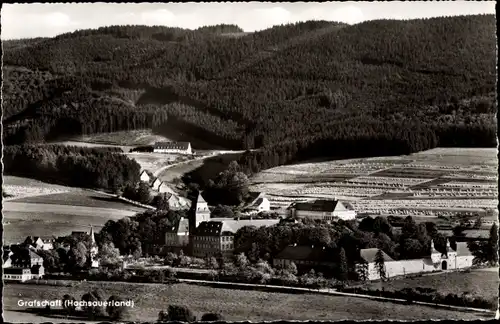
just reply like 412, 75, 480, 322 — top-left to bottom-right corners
153, 142, 192, 154
2, 248, 45, 282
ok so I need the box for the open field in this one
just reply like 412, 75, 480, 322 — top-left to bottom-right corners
360, 268, 499, 304
2, 176, 146, 244
9, 191, 146, 213
3, 282, 491, 322
251, 148, 498, 217
73, 129, 172, 146
47, 140, 134, 153
3, 176, 77, 200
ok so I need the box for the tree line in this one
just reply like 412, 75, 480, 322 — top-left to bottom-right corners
3, 144, 140, 190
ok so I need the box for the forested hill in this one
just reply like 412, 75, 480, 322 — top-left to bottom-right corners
3, 16, 497, 166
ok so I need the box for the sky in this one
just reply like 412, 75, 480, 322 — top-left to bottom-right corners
1, 2, 496, 40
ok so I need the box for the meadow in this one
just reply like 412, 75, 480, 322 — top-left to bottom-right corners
64, 129, 172, 147
250, 148, 498, 218
3, 176, 146, 244
360, 269, 499, 305
3, 282, 491, 322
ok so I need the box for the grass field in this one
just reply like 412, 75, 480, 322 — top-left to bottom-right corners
360, 269, 499, 304
63, 129, 172, 147
3, 282, 491, 322
3, 176, 146, 244
251, 148, 498, 218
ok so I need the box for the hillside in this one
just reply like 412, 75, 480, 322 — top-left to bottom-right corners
2, 17, 497, 167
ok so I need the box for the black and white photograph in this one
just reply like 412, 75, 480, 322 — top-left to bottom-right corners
1, 1, 498, 322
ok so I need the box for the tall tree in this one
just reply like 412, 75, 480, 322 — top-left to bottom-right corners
338, 247, 348, 282
374, 249, 387, 281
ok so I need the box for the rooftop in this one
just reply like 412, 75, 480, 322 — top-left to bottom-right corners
275, 245, 332, 262
359, 248, 394, 263
289, 199, 350, 212
154, 142, 191, 150
166, 217, 190, 234
455, 242, 472, 256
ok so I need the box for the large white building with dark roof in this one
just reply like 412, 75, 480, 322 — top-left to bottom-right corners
288, 199, 356, 221
153, 141, 192, 154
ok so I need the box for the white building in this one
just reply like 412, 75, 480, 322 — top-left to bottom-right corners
357, 239, 474, 281
194, 192, 211, 228
140, 170, 151, 183
151, 178, 162, 191
24, 236, 56, 250
244, 196, 271, 215
153, 142, 192, 155
288, 199, 356, 221
89, 226, 99, 268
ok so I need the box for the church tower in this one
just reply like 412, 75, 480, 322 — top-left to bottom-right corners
89, 226, 99, 268
194, 191, 211, 228
430, 239, 441, 263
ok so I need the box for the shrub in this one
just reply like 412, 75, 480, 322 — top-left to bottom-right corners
106, 295, 128, 320
200, 313, 225, 321
158, 305, 196, 322
62, 294, 77, 314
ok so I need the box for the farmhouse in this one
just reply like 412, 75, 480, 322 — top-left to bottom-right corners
242, 194, 271, 215
2, 249, 45, 282
153, 141, 192, 155
357, 239, 474, 281
273, 244, 336, 271
288, 199, 356, 221
151, 178, 162, 191
165, 217, 190, 253
23, 236, 56, 250
140, 170, 151, 183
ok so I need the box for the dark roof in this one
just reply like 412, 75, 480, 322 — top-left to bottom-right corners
194, 221, 224, 236
275, 245, 331, 262
359, 248, 394, 263
34, 236, 56, 243
4, 267, 30, 275
290, 199, 340, 212
29, 250, 42, 259
31, 264, 44, 274
154, 142, 190, 150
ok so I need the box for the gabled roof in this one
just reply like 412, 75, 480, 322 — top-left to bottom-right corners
154, 142, 191, 150
359, 248, 394, 263
289, 199, 346, 212
29, 250, 42, 259
194, 221, 224, 236
33, 236, 56, 243
275, 245, 331, 262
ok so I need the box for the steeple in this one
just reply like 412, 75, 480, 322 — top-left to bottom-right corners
88, 225, 99, 268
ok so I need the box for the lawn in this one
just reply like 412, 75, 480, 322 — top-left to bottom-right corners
9, 191, 146, 213
3, 282, 491, 322
75, 129, 172, 146
361, 269, 499, 303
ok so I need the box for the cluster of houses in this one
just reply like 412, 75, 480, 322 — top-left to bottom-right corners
139, 170, 191, 209
3, 228, 99, 282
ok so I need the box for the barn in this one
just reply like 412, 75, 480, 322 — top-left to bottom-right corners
153, 142, 192, 154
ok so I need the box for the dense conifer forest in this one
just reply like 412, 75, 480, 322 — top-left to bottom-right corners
3, 17, 496, 169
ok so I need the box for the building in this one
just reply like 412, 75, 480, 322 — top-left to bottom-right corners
151, 178, 162, 191
288, 199, 356, 221
89, 226, 99, 268
193, 192, 211, 228
165, 217, 190, 253
3, 248, 45, 282
140, 170, 151, 183
192, 218, 281, 259
3, 268, 33, 282
24, 236, 56, 250
192, 221, 235, 259
273, 245, 336, 271
158, 182, 173, 194
153, 142, 192, 155
356, 239, 474, 281
243, 195, 271, 215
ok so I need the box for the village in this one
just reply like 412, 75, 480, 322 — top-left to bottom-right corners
2, 142, 492, 285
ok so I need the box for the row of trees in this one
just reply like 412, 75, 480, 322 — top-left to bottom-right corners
3, 144, 140, 190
